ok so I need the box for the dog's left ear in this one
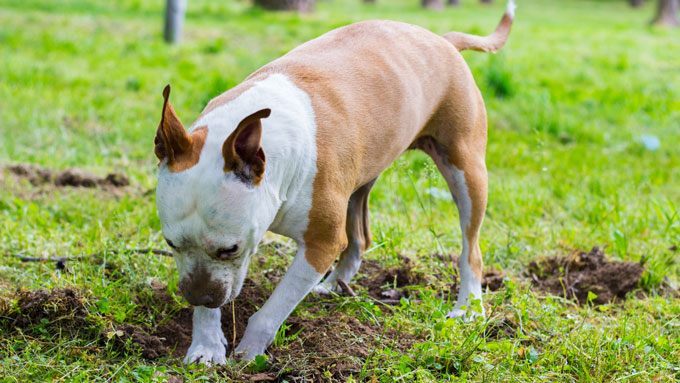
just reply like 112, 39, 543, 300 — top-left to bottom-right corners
222, 108, 271, 186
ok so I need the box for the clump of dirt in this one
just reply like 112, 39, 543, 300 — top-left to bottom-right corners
527, 246, 643, 305
1, 288, 91, 336
356, 255, 506, 303
7, 164, 129, 188
356, 256, 429, 301
112, 324, 166, 360
268, 314, 418, 381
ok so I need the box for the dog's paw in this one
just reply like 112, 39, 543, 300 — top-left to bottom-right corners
446, 306, 484, 322
184, 334, 228, 366
312, 282, 338, 295
234, 342, 266, 361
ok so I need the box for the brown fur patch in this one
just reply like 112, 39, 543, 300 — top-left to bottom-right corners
155, 85, 208, 173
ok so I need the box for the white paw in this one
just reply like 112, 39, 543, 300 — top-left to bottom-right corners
183, 334, 228, 365
234, 342, 266, 361
446, 306, 484, 321
312, 282, 338, 295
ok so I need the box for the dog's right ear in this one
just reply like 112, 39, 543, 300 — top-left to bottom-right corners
222, 108, 271, 186
154, 84, 191, 166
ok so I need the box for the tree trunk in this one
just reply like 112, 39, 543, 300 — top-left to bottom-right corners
254, 0, 315, 12
164, 0, 186, 44
421, 0, 443, 10
480, 0, 492, 3
629, 0, 644, 7
448, 0, 460, 6
652, 0, 679, 26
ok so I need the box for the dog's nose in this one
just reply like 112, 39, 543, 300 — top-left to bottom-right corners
182, 290, 214, 306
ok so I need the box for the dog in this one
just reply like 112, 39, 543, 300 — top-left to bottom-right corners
154, 0, 515, 364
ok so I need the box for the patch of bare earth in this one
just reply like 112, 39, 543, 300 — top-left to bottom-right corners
6, 164, 129, 188
354, 255, 506, 304
0, 288, 93, 337
527, 246, 644, 305
104, 278, 418, 381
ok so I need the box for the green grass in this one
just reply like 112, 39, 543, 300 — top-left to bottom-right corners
1, 0, 679, 381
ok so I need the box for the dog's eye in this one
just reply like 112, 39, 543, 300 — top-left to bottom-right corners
216, 245, 239, 260
165, 238, 178, 250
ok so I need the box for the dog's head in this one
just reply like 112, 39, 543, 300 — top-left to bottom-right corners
154, 85, 273, 308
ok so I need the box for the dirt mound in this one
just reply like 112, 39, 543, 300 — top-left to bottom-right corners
356, 256, 429, 301
113, 324, 166, 360
356, 255, 506, 303
528, 246, 643, 305
268, 314, 417, 381
7, 164, 129, 188
0, 288, 91, 336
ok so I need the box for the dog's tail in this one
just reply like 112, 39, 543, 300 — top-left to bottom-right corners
443, 0, 516, 53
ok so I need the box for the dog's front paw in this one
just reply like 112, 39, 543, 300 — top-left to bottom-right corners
184, 334, 228, 366
446, 306, 484, 321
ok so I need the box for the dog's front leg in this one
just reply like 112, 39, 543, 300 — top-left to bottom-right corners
234, 243, 329, 360
184, 306, 228, 365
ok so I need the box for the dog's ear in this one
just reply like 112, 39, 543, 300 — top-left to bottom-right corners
222, 108, 271, 186
154, 85, 191, 166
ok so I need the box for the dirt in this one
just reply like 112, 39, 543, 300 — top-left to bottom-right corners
527, 246, 644, 305
354, 255, 506, 304
0, 288, 92, 337
112, 278, 418, 381
7, 164, 129, 188
356, 256, 428, 301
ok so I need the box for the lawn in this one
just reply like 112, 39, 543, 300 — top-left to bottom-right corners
0, 0, 679, 381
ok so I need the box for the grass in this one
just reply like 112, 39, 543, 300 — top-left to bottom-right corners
1, 0, 679, 381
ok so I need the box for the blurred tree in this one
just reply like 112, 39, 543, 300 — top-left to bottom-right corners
364, 0, 376, 3
652, 0, 679, 26
254, 0, 315, 11
421, 0, 444, 9
629, 0, 644, 7
480, 0, 493, 3
448, 0, 460, 6
164, 0, 186, 44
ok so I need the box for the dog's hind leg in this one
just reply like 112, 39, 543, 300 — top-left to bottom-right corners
313, 178, 377, 294
418, 134, 488, 319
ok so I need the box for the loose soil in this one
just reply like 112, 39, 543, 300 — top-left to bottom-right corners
125, 278, 420, 381
2, 248, 653, 380
527, 246, 644, 305
0, 288, 93, 338
7, 164, 129, 188
354, 255, 506, 303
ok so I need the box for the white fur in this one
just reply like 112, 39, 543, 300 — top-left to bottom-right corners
156, 73, 319, 364
417, 139, 484, 320
444, 166, 484, 320
235, 243, 323, 359
184, 306, 228, 365
506, 0, 517, 19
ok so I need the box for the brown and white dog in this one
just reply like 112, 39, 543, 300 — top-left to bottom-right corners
154, 1, 515, 364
